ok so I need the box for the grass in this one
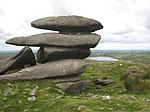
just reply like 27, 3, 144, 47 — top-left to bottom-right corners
125, 76, 150, 92
0, 59, 150, 112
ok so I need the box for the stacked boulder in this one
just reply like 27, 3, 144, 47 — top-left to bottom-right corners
0, 46, 36, 74
0, 16, 103, 85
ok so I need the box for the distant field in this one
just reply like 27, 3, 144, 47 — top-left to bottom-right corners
90, 50, 150, 64
0, 53, 14, 60
1, 50, 150, 63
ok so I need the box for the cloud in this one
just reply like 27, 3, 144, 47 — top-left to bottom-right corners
100, 32, 150, 44
50, 0, 73, 15
0, 9, 5, 16
94, 42, 150, 50
143, 14, 150, 31
0, 28, 4, 33
0, 27, 12, 41
0, 0, 150, 50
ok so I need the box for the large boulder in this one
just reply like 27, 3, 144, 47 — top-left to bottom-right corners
47, 74, 81, 83
6, 33, 101, 48
36, 47, 91, 63
31, 15, 103, 33
0, 59, 87, 80
0, 46, 36, 75
56, 80, 90, 93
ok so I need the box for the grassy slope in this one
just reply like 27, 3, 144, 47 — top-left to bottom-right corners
0, 59, 150, 112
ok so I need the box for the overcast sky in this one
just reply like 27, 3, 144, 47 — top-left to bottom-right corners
0, 0, 150, 50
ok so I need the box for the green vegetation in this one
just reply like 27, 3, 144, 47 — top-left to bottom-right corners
125, 76, 150, 92
0, 58, 150, 112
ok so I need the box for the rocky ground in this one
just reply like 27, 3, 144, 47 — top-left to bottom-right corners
0, 59, 150, 112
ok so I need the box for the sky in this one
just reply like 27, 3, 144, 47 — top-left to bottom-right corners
0, 0, 150, 50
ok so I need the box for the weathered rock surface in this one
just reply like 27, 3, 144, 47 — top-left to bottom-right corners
6, 33, 101, 48
56, 80, 90, 93
31, 15, 103, 33
0, 46, 36, 75
47, 74, 81, 83
0, 59, 87, 80
36, 47, 91, 63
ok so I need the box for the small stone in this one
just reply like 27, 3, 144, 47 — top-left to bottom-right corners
73, 96, 78, 99
49, 102, 55, 107
39, 90, 44, 92
53, 96, 62, 100
3, 87, 13, 96
7, 83, 13, 87
128, 95, 136, 99
25, 84, 29, 87
45, 87, 51, 90
3, 97, 7, 101
109, 108, 113, 111
35, 109, 39, 111
146, 99, 150, 102
78, 105, 87, 111
100, 107, 104, 110
19, 100, 22, 104
28, 96, 36, 101
86, 93, 94, 97
29, 89, 36, 96
25, 88, 31, 91
23, 109, 30, 112
119, 64, 123, 66
29, 86, 39, 96
91, 94, 99, 99
4, 105, 11, 109
102, 95, 111, 100
77, 105, 92, 112
45, 94, 49, 96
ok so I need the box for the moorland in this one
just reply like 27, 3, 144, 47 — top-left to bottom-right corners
0, 50, 150, 112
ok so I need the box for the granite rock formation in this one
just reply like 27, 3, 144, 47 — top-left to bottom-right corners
31, 15, 103, 33
6, 33, 101, 48
36, 47, 91, 63
0, 46, 36, 75
1, 15, 103, 92
0, 59, 86, 80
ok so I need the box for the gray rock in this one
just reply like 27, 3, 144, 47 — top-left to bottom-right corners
94, 79, 114, 86
28, 96, 36, 101
0, 46, 36, 75
31, 15, 103, 33
6, 33, 101, 48
0, 59, 87, 80
36, 47, 91, 63
56, 80, 90, 93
